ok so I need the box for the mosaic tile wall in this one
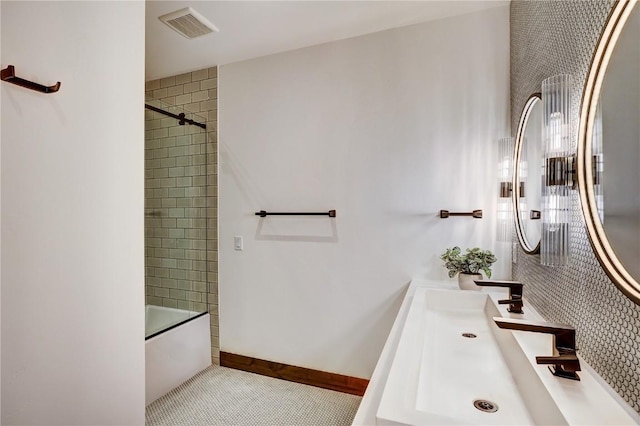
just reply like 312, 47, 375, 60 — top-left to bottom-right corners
511, 0, 640, 413
145, 67, 219, 364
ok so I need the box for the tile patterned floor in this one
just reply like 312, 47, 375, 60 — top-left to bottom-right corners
146, 365, 362, 425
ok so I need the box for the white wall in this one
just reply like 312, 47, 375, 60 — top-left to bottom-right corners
0, 3, 3, 421
219, 6, 510, 379
1, 2, 145, 424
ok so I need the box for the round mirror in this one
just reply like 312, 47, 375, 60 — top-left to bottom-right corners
514, 93, 543, 254
578, 0, 640, 304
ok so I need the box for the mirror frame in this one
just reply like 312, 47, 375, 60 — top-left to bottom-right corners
513, 93, 542, 255
578, 0, 640, 304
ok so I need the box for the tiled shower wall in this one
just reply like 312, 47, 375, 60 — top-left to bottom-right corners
145, 67, 219, 364
511, 1, 640, 413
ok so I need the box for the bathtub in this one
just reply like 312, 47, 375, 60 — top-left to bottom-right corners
145, 305, 211, 405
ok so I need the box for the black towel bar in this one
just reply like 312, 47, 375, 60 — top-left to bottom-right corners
255, 210, 336, 218
1, 65, 61, 94
440, 209, 483, 219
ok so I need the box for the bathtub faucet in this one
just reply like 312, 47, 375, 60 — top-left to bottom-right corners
493, 317, 581, 381
474, 280, 524, 314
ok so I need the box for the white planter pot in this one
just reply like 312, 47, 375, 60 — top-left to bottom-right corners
458, 273, 483, 291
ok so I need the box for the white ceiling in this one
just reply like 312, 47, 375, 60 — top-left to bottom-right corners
145, 1, 508, 81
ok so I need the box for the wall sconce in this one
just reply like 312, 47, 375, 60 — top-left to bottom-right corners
592, 101, 604, 222
541, 74, 574, 266
497, 137, 514, 242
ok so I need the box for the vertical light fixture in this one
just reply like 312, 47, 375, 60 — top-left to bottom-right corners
497, 137, 515, 242
592, 101, 604, 222
541, 74, 574, 266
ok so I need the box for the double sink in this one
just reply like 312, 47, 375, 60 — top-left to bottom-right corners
374, 285, 637, 425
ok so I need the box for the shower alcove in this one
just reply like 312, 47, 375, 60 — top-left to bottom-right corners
144, 95, 216, 404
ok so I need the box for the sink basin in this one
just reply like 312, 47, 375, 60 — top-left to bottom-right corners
376, 288, 566, 425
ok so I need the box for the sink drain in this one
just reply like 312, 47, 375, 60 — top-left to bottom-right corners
461, 332, 477, 338
473, 399, 498, 413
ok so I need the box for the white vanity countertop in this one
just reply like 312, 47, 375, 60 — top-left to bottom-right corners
352, 278, 640, 426
352, 279, 456, 426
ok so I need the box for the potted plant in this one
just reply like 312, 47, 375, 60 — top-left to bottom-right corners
440, 246, 497, 290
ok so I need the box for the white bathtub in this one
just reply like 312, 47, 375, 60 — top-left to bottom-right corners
145, 305, 211, 405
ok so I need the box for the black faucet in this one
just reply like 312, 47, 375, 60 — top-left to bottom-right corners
474, 280, 524, 314
493, 317, 581, 381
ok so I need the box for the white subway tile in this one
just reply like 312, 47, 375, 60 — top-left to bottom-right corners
160, 178, 177, 188
176, 218, 192, 228
153, 88, 168, 99
175, 72, 191, 85
192, 68, 208, 81
168, 228, 185, 239
200, 78, 216, 91
187, 292, 201, 302
200, 99, 215, 111
192, 90, 209, 102
176, 177, 192, 188
169, 167, 185, 177
175, 93, 191, 105
160, 76, 176, 88
161, 258, 177, 269
147, 276, 161, 287
193, 302, 207, 313
160, 96, 175, 105
176, 135, 191, 146
146, 79, 160, 91
183, 102, 201, 113
167, 85, 183, 97
161, 198, 177, 208
177, 197, 193, 208
162, 278, 177, 289
161, 238, 177, 249
188, 270, 205, 281
183, 81, 200, 93
177, 239, 193, 249
177, 259, 193, 270
162, 298, 178, 309
160, 118, 174, 128
155, 267, 170, 278
168, 146, 187, 157
154, 281, 173, 295
159, 137, 176, 149
154, 228, 170, 238
153, 168, 168, 179
162, 218, 177, 228
170, 289, 186, 300
193, 219, 207, 229
168, 188, 185, 198
154, 188, 169, 198
177, 280, 192, 291
168, 126, 185, 137
153, 148, 168, 159
169, 208, 185, 218
170, 269, 187, 280
169, 249, 186, 259
148, 296, 163, 306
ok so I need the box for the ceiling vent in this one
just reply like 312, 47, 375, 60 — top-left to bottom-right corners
159, 7, 219, 39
